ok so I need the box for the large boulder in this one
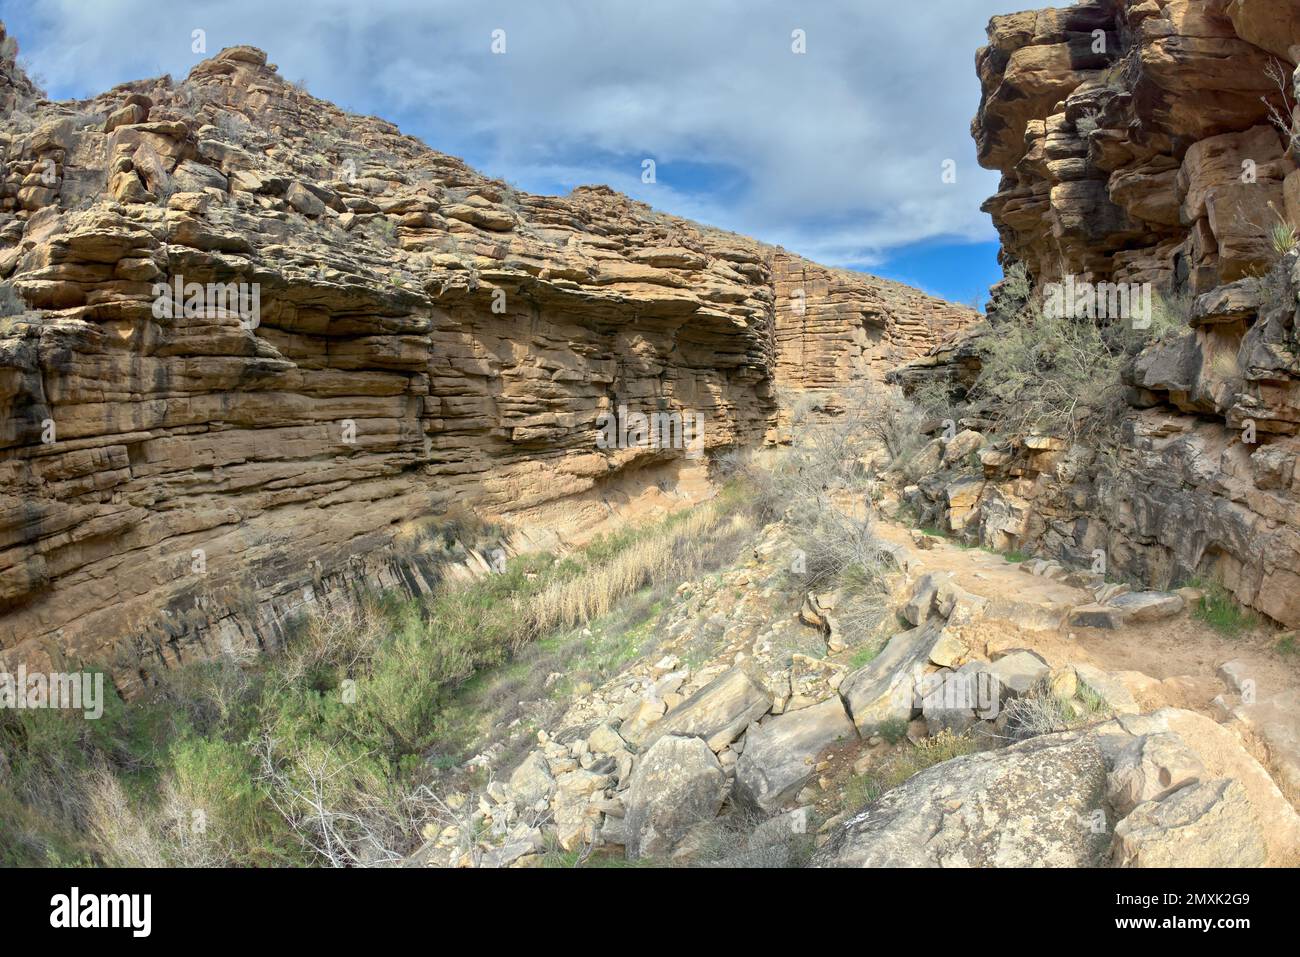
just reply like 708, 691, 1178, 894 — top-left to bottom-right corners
814, 731, 1112, 867
735, 697, 857, 813
623, 735, 726, 860
1112, 778, 1267, 868
1104, 709, 1300, 866
1225, 0, 1300, 62
839, 622, 945, 734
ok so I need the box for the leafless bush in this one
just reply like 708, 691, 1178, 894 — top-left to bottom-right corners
1263, 59, 1300, 156
156, 649, 257, 737
254, 733, 435, 867
998, 685, 1073, 743
276, 599, 386, 690
83, 764, 167, 867
739, 377, 903, 618
213, 109, 250, 144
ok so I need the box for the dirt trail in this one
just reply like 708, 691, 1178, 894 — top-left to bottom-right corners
874, 519, 1300, 806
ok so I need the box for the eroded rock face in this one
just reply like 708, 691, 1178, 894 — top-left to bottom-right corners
895, 3, 1300, 629
0, 36, 970, 689
772, 255, 978, 389
975, 0, 1294, 291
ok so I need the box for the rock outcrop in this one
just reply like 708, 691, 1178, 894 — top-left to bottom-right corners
896, 1, 1300, 629
0, 36, 970, 689
974, 0, 1296, 291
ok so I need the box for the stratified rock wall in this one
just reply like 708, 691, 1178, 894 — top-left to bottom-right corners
772, 253, 978, 389
906, 0, 1300, 628
975, 0, 1298, 291
0, 40, 968, 690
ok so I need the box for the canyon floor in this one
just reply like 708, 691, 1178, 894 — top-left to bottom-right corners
409, 460, 1300, 868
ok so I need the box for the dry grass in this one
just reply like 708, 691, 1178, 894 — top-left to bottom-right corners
529, 505, 734, 633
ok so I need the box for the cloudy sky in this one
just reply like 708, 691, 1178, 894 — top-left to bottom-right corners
2, 0, 1027, 305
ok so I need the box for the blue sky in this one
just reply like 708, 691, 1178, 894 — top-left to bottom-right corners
1, 0, 1022, 306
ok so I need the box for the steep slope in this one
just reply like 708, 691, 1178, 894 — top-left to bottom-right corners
0, 36, 973, 691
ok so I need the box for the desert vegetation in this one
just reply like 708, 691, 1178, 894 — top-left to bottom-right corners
0, 493, 756, 867
969, 262, 1187, 440
722, 377, 916, 651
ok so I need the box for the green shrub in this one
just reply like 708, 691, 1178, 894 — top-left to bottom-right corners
877, 717, 910, 745
0, 500, 753, 867
843, 730, 977, 811
1190, 580, 1259, 637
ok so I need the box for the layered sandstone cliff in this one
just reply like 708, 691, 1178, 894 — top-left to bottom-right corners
0, 36, 971, 690
772, 254, 976, 389
900, 0, 1300, 628
975, 0, 1298, 290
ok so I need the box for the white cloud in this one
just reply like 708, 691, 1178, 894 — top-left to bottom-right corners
6, 0, 1014, 266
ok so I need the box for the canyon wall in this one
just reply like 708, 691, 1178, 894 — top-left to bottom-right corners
772, 254, 977, 389
903, 0, 1300, 628
0, 38, 969, 690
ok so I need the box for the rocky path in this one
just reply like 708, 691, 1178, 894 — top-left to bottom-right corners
413, 507, 1300, 868
876, 520, 1300, 808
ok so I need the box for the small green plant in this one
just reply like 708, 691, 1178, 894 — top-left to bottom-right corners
849, 645, 879, 669
877, 717, 910, 745
1191, 580, 1259, 637
1262, 200, 1299, 258
1270, 221, 1298, 256
1277, 633, 1298, 658
843, 730, 977, 811
1076, 679, 1110, 716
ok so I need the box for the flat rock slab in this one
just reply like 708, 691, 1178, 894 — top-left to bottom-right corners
986, 650, 1051, 699
634, 666, 771, 752
1108, 591, 1185, 623
736, 697, 857, 813
1069, 591, 1184, 629
840, 622, 944, 734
